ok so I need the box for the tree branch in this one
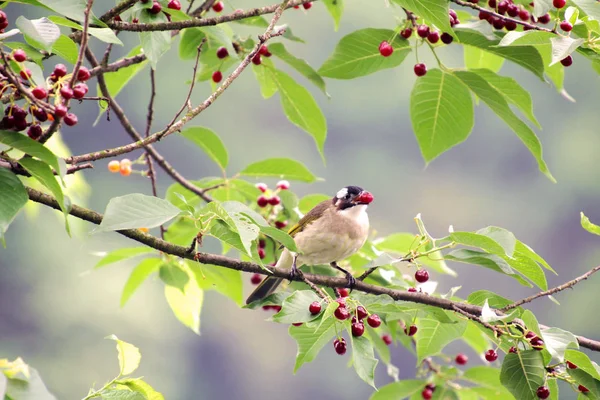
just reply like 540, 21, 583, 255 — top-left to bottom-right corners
501, 265, 600, 312
450, 0, 552, 31
0, 161, 93, 176
24, 186, 600, 353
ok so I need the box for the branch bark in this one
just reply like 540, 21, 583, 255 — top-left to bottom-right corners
25, 186, 600, 353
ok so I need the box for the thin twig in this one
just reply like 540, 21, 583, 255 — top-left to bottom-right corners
450, 0, 552, 31
83, 48, 214, 203
24, 185, 600, 353
100, 0, 139, 22
501, 265, 600, 312
160, 40, 206, 136
0, 160, 93, 176
301, 274, 329, 301
89, 54, 147, 78
452, 305, 504, 336
191, 0, 217, 16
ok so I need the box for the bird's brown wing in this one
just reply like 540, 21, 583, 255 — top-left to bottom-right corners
286, 199, 332, 238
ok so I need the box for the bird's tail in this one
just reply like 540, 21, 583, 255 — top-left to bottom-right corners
245, 250, 292, 305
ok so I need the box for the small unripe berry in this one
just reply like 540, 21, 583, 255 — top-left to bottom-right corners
120, 164, 132, 176
108, 160, 120, 173
13, 49, 26, 62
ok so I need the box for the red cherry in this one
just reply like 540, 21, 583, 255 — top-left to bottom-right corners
77, 66, 91, 81
417, 24, 430, 38
167, 0, 181, 10
427, 31, 440, 44
333, 338, 347, 355
302, 1, 312, 9
351, 322, 365, 337
149, 1, 162, 13
212, 1, 224, 12
212, 70, 223, 83
356, 306, 368, 320
536, 386, 550, 399
455, 353, 468, 365
252, 54, 262, 65
338, 288, 349, 298
250, 273, 262, 285
292, 322, 303, 327
20, 69, 31, 80
367, 314, 381, 328
382, 334, 392, 345
579, 385, 589, 393
507, 3, 519, 16
561, 55, 573, 66
27, 124, 42, 140
519, 9, 530, 20
405, 325, 418, 336
508, 346, 517, 353
258, 248, 266, 259
54, 104, 68, 118
258, 239, 266, 248
525, 331, 536, 339
334, 306, 350, 320
422, 389, 433, 400
560, 21, 573, 31
538, 14, 551, 23
63, 113, 78, 126
415, 269, 429, 283
268, 196, 281, 206
484, 349, 498, 362
378, 41, 393, 57
553, 0, 566, 8
505, 21, 517, 31
216, 47, 229, 59
400, 28, 412, 39
31, 87, 47, 100
259, 45, 270, 56
73, 83, 88, 99
414, 63, 427, 77
408, 287, 417, 292
255, 183, 268, 192
53, 64, 68, 77
257, 196, 269, 207
441, 32, 453, 44
60, 85, 74, 100
13, 49, 26, 62
276, 180, 290, 190
309, 301, 322, 315
275, 220, 288, 229
566, 361, 577, 369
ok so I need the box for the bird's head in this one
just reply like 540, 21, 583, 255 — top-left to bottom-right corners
333, 186, 374, 210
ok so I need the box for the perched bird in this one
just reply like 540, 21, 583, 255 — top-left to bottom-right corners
246, 185, 374, 304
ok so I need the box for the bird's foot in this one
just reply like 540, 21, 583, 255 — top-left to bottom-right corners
345, 272, 356, 291
289, 265, 304, 281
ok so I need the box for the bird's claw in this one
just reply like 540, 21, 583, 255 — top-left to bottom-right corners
289, 265, 303, 281
345, 273, 356, 292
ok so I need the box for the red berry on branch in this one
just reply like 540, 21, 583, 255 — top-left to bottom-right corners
553, 0, 566, 8
519, 9, 530, 20
422, 389, 433, 400
73, 83, 88, 99
292, 322, 303, 327
27, 124, 42, 140
484, 349, 498, 362
54, 104, 68, 118
54, 64, 68, 77
536, 386, 550, 399
252, 54, 262, 65
414, 63, 427, 77
149, 1, 162, 14
303, 2, 312, 9
507, 3, 519, 16
508, 346, 517, 353
497, 0, 509, 14
257, 196, 269, 207
268, 196, 281, 206
382, 334, 392, 345
276, 180, 290, 190
31, 87, 47, 100
378, 41, 393, 57
525, 331, 536, 339
0, 10, 7, 23
356, 306, 368, 320
505, 21, 517, 30
408, 287, 417, 292
275, 220, 288, 229
250, 273, 262, 285
338, 288, 349, 297
400, 28, 412, 39
20, 69, 31, 80
561, 55, 573, 66
560, 20, 573, 31
566, 361, 578, 369
415, 269, 429, 282
441, 32, 454, 44
212, 70, 223, 83
256, 182, 268, 192
60, 85, 74, 100
64, 113, 78, 126
427, 31, 440, 43
417, 24, 430, 38
216, 47, 229, 59
13, 49, 26, 62
579, 385, 589, 393
405, 325, 418, 336
367, 314, 381, 328
455, 353, 468, 365
493, 18, 506, 29
77, 66, 91, 81
212, 1, 224, 12
32, 107, 47, 122
309, 301, 322, 315
334, 306, 350, 320
351, 322, 365, 337
333, 338, 347, 355
168, 0, 182, 10
258, 248, 266, 259
538, 13, 551, 23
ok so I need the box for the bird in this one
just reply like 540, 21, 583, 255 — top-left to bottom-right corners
246, 185, 374, 305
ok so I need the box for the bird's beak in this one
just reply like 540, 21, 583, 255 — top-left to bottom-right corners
354, 191, 374, 205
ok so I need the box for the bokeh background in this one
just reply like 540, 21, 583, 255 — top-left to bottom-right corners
2, 0, 600, 398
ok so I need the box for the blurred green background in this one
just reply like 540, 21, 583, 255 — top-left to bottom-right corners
2, 0, 600, 398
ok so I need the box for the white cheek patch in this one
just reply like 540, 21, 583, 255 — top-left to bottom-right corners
336, 188, 348, 199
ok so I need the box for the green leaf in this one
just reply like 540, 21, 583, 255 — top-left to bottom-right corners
38, 0, 85, 20
410, 69, 474, 163
97, 46, 148, 118
0, 130, 60, 174
47, 15, 81, 29
464, 46, 505, 72
571, 0, 600, 20
120, 258, 162, 307
50, 34, 78, 64
467, 290, 516, 310
462, 366, 513, 398
117, 378, 164, 400
521, 309, 542, 338
272, 290, 321, 323
471, 69, 540, 128
565, 350, 600, 380
540, 327, 578, 361
581, 212, 600, 236
318, 28, 410, 79
179, 28, 205, 60
200, 26, 235, 55
268, 69, 327, 157
106, 334, 142, 376
97, 194, 181, 232
16, 16, 60, 52
139, 11, 171, 68
462, 321, 491, 354
4, 367, 56, 400
392, 0, 452, 34
189, 262, 243, 306
88, 27, 123, 45
476, 226, 516, 256
205, 202, 261, 261
252, 59, 278, 99
164, 264, 203, 334
268, 43, 328, 96
298, 194, 329, 214
350, 335, 378, 389
445, 249, 531, 287
568, 369, 600, 398
374, 232, 456, 276
504, 252, 547, 290
100, 389, 145, 400
449, 231, 510, 256
455, 30, 545, 80
370, 380, 426, 400
0, 168, 28, 239
180, 127, 228, 170
550, 36, 584, 65
453, 70, 555, 182
159, 262, 190, 292
415, 318, 467, 362
290, 315, 336, 372
322, 0, 344, 30
500, 350, 545, 400
533, 0, 553, 17
95, 247, 156, 269
515, 240, 555, 273
19, 158, 69, 231
239, 158, 318, 182
260, 226, 298, 252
